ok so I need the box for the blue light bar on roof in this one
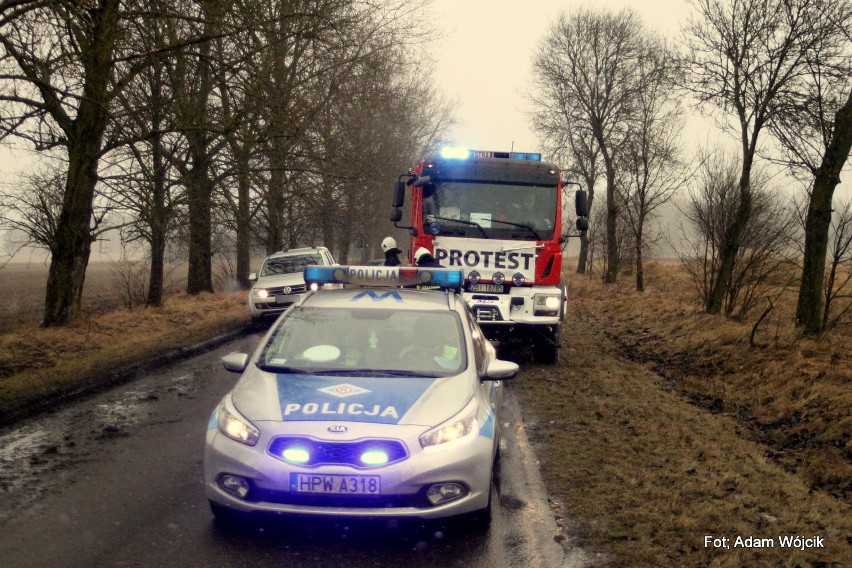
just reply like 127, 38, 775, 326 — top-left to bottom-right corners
304, 265, 463, 289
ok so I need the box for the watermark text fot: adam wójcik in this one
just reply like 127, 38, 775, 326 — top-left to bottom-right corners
704, 535, 825, 551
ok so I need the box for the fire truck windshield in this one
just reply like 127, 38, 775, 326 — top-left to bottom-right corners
422, 182, 557, 241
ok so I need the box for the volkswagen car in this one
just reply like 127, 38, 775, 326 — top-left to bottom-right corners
248, 247, 336, 320
206, 265, 518, 527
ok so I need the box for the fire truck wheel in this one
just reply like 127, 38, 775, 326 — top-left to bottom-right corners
533, 326, 560, 365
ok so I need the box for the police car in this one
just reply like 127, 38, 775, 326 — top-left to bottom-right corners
205, 265, 519, 527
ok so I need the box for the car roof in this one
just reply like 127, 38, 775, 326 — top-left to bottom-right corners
300, 287, 455, 312
265, 247, 328, 260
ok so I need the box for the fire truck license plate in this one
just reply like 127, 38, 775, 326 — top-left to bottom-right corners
291, 473, 381, 495
470, 284, 504, 293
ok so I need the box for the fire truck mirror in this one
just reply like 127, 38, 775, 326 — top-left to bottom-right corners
390, 208, 402, 223
576, 217, 589, 232
574, 189, 589, 218
392, 180, 406, 207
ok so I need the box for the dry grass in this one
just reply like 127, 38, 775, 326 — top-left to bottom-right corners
0, 291, 249, 418
512, 261, 851, 566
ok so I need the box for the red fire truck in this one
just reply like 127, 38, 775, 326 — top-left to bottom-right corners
390, 147, 588, 364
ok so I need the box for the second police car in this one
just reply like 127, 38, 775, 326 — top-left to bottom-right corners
205, 265, 519, 527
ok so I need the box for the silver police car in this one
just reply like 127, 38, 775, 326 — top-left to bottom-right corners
205, 265, 519, 527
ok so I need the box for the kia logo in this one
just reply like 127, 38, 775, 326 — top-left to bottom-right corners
327, 425, 348, 433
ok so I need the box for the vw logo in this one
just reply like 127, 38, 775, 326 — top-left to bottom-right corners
327, 425, 348, 433
282, 286, 292, 294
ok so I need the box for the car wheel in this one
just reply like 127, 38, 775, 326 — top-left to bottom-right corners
468, 466, 497, 530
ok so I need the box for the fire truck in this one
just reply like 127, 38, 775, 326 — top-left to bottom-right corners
390, 147, 588, 364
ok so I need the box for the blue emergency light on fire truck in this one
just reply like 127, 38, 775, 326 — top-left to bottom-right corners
389, 146, 589, 364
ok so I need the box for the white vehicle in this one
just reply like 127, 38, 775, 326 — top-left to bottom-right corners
248, 247, 336, 320
205, 265, 519, 527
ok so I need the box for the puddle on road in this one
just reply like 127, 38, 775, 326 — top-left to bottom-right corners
0, 370, 203, 525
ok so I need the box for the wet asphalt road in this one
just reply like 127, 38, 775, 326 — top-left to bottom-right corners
0, 331, 566, 568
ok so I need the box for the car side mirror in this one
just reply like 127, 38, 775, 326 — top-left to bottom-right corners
482, 359, 519, 381
390, 208, 402, 222
576, 217, 589, 232
222, 352, 249, 373
248, 272, 257, 282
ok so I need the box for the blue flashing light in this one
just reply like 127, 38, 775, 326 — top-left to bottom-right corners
304, 265, 463, 289
439, 146, 470, 160
360, 450, 389, 466
426, 268, 464, 289
282, 447, 310, 464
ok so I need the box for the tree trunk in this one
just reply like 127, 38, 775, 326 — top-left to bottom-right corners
708, 148, 756, 314
147, 127, 168, 307
635, 228, 644, 293
186, 149, 214, 295
42, 0, 119, 326
235, 152, 252, 289
604, 174, 619, 283
796, 90, 852, 334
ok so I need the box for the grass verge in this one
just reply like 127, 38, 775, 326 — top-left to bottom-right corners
0, 291, 250, 426
512, 264, 850, 566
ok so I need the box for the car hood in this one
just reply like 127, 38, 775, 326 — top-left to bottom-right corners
231, 368, 473, 427
254, 273, 305, 288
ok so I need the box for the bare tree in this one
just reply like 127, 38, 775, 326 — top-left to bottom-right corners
682, 0, 848, 315
529, 98, 601, 274
532, 7, 661, 284
821, 199, 852, 329
616, 42, 686, 292
678, 151, 796, 317
0, 0, 126, 325
759, 4, 852, 334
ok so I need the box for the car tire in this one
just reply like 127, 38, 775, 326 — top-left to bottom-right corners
468, 464, 498, 530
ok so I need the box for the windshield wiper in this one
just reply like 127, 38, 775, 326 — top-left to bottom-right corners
426, 215, 489, 238
315, 369, 438, 378
488, 219, 541, 240
256, 364, 315, 375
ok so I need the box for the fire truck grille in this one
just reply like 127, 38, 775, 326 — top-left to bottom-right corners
473, 307, 502, 322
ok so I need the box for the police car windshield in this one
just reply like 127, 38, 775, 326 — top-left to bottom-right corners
257, 306, 467, 377
261, 254, 322, 276
423, 182, 556, 240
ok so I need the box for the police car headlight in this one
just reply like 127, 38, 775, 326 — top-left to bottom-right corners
468, 271, 481, 285
217, 398, 260, 446
419, 399, 478, 450
492, 272, 505, 285
512, 272, 525, 286
253, 288, 269, 299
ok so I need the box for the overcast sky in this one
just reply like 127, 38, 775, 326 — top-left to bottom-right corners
428, 0, 693, 154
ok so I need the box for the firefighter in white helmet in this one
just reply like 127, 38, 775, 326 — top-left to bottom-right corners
381, 236, 404, 266
414, 246, 443, 268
